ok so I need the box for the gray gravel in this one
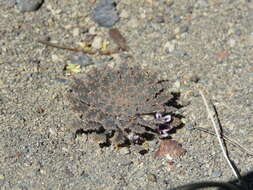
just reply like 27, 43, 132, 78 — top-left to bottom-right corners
16, 0, 43, 12
91, 0, 119, 27
0, 0, 252, 189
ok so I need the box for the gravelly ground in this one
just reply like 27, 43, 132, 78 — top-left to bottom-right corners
0, 0, 252, 189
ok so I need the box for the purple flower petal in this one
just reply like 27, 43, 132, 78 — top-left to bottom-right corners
155, 112, 162, 119
163, 115, 172, 122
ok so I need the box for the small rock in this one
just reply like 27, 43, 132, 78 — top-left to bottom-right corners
89, 26, 97, 35
148, 139, 158, 150
179, 25, 189, 34
174, 27, 180, 34
228, 38, 236, 48
71, 53, 93, 67
49, 128, 57, 136
72, 28, 79, 37
235, 29, 242, 36
215, 51, 229, 59
91, 0, 119, 27
174, 80, 181, 89
246, 33, 253, 46
173, 50, 188, 57
211, 169, 222, 178
185, 122, 195, 131
91, 36, 103, 49
16, 0, 44, 12
196, 0, 209, 8
153, 15, 165, 23
147, 173, 157, 183
167, 0, 174, 7
128, 18, 139, 28
119, 147, 130, 155
155, 140, 186, 159
173, 15, 181, 24
4, 0, 16, 6
0, 174, 5, 182
120, 9, 129, 18
189, 75, 200, 83
164, 41, 176, 53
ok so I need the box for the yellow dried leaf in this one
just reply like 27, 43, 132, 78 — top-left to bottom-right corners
66, 64, 81, 73
76, 42, 88, 49
101, 40, 110, 51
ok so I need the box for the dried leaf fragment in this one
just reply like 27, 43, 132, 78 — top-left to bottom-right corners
109, 28, 128, 51
155, 139, 186, 159
66, 63, 81, 73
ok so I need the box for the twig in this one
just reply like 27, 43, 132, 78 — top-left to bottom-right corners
38, 40, 120, 55
193, 127, 253, 157
199, 90, 240, 179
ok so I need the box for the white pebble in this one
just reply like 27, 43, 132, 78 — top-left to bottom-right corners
92, 36, 102, 50
89, 26, 97, 35
72, 28, 79, 37
228, 38, 236, 47
174, 80, 181, 89
164, 41, 176, 53
119, 147, 130, 155
120, 9, 129, 18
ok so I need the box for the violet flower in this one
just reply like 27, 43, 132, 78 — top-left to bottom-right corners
155, 113, 173, 137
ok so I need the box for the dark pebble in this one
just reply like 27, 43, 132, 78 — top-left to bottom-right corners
180, 25, 189, 33
147, 173, 157, 183
189, 75, 200, 83
80, 171, 89, 178
235, 29, 242, 36
16, 0, 44, 12
173, 15, 181, 24
91, 0, 119, 27
153, 15, 165, 23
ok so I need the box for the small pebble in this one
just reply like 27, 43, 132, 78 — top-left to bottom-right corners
119, 147, 130, 155
120, 9, 129, 18
211, 169, 222, 178
147, 173, 157, 183
49, 128, 57, 136
196, 0, 209, 8
91, 36, 103, 49
16, 0, 43, 12
0, 174, 4, 180
174, 80, 181, 89
235, 29, 242, 36
72, 28, 79, 37
128, 18, 139, 28
246, 34, 253, 46
228, 38, 236, 48
173, 15, 181, 24
91, 0, 119, 27
164, 41, 176, 53
179, 25, 189, 34
189, 75, 200, 83
71, 53, 93, 67
153, 15, 165, 23
173, 50, 188, 57
185, 122, 195, 131
89, 26, 97, 35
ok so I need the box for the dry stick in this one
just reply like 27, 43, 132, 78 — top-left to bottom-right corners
199, 90, 240, 179
193, 127, 253, 157
38, 40, 120, 55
